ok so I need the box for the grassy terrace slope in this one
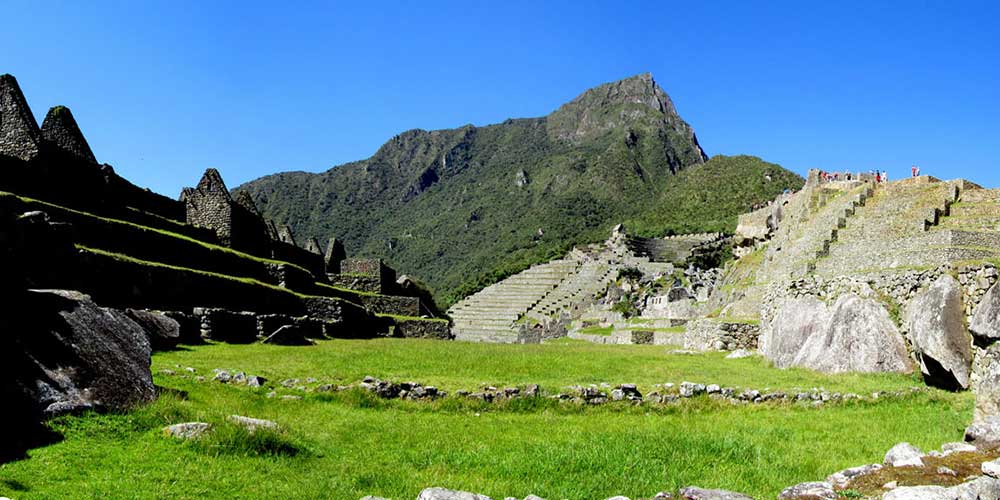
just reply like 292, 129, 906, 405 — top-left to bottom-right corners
239, 73, 804, 306
0, 340, 971, 499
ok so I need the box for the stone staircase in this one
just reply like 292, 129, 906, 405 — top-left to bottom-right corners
760, 181, 874, 281
814, 177, 965, 277
523, 260, 617, 323
447, 259, 581, 342
936, 188, 1000, 233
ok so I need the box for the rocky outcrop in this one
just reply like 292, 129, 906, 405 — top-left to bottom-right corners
1, 289, 156, 460
13, 290, 155, 415
970, 282, 1000, 422
760, 296, 830, 369
905, 275, 973, 390
798, 294, 911, 374
126, 309, 181, 352
762, 294, 912, 374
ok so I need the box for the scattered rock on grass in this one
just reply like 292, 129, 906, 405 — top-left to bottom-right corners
777, 481, 836, 500
679, 382, 706, 398
827, 464, 883, 487
227, 415, 279, 432
885, 442, 925, 467
417, 487, 493, 500
678, 486, 753, 500
163, 422, 211, 440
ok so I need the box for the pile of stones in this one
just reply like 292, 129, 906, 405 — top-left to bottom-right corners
210, 369, 267, 387
550, 381, 910, 407
168, 370, 923, 409
359, 376, 445, 401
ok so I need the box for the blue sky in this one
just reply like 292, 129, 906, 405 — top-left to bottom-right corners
5, 1, 998, 196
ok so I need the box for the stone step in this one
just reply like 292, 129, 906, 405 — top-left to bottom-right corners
452, 330, 519, 343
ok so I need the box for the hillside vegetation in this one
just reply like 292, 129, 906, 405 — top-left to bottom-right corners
238, 74, 803, 306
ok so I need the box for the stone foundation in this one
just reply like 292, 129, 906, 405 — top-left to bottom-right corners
684, 319, 760, 351
391, 318, 452, 340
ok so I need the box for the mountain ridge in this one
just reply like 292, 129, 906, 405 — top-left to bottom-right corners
238, 74, 801, 306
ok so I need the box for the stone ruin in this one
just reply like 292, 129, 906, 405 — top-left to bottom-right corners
0, 74, 42, 161
40, 105, 97, 164
0, 73, 451, 458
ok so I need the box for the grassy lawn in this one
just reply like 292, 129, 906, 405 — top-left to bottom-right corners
0, 339, 973, 499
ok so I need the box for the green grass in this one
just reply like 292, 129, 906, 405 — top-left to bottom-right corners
578, 325, 615, 336
0, 339, 972, 499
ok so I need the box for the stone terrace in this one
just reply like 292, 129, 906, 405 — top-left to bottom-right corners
0, 73, 447, 342
448, 259, 581, 343
523, 258, 617, 324
815, 177, 1000, 277
759, 180, 874, 281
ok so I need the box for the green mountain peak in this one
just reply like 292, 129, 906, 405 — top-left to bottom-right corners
237, 76, 800, 307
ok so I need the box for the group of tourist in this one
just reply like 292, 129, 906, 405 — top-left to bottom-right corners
816, 165, 924, 185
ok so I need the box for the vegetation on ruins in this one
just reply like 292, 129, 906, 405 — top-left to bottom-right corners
0, 339, 970, 499
238, 74, 803, 307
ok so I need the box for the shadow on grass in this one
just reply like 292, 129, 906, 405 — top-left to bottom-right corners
186, 422, 306, 458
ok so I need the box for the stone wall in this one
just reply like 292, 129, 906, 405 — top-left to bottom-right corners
391, 318, 452, 340
684, 318, 760, 351
73, 248, 309, 314
183, 169, 234, 245
0, 193, 303, 288
328, 273, 383, 293
194, 308, 258, 344
255, 314, 324, 340
359, 295, 420, 317
0, 74, 41, 161
762, 264, 999, 330
271, 240, 325, 278
40, 106, 96, 164
341, 258, 398, 292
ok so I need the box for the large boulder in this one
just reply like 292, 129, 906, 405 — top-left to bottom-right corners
797, 294, 911, 374
905, 275, 973, 390
0, 289, 155, 460
760, 296, 831, 368
126, 309, 181, 352
971, 282, 1000, 340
